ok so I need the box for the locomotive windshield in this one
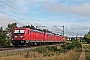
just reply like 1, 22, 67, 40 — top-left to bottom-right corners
14, 30, 25, 33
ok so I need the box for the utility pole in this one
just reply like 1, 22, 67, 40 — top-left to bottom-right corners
53, 25, 64, 36
76, 33, 78, 41
53, 25, 64, 42
62, 25, 64, 37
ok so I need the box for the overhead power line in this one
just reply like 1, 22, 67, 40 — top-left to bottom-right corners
0, 10, 24, 20
0, 11, 24, 25
1, 0, 41, 22
0, 0, 43, 24
0, 0, 51, 31
0, 0, 30, 17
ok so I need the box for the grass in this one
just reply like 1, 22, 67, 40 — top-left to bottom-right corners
85, 50, 90, 60
83, 44, 90, 60
0, 43, 82, 60
0, 48, 80, 60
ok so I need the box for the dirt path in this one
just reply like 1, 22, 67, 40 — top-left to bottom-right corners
79, 47, 86, 60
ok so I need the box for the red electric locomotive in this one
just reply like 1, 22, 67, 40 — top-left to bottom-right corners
12, 28, 66, 46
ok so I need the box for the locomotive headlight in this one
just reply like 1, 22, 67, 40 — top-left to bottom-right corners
21, 36, 24, 38
14, 36, 17, 38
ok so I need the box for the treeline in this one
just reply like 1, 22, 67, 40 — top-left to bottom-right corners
84, 30, 90, 43
22, 25, 52, 33
0, 23, 52, 47
0, 23, 17, 47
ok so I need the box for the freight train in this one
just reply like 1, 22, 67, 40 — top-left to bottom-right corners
12, 28, 66, 46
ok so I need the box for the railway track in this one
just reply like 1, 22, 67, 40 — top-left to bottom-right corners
0, 45, 56, 53
0, 46, 16, 51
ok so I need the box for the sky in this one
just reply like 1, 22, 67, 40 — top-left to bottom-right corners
0, 0, 90, 37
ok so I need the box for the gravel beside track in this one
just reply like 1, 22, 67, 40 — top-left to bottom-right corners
0, 47, 35, 53
0, 45, 55, 53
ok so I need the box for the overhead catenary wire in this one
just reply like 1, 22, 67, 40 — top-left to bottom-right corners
0, 10, 42, 28
0, 11, 25, 21
0, 11, 25, 26
0, 0, 44, 26
0, 0, 41, 22
0, 0, 31, 17
0, 0, 39, 25
0, 0, 51, 31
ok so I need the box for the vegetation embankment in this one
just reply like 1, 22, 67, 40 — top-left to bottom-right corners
0, 41, 82, 60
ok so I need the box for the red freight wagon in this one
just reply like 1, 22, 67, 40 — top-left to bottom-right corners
12, 28, 66, 46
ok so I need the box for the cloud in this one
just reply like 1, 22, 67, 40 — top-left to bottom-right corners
71, 25, 89, 30
0, 14, 20, 28
39, 21, 90, 36
0, 14, 88, 36
44, 2, 90, 16
0, 0, 89, 37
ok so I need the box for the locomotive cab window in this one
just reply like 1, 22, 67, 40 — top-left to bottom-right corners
14, 30, 19, 33
20, 30, 25, 33
14, 30, 25, 34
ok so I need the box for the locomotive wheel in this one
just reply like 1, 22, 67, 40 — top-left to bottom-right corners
27, 42, 31, 47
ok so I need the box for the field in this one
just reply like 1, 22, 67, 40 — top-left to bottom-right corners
0, 48, 80, 60
0, 42, 82, 60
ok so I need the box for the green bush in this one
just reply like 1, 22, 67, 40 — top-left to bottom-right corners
61, 41, 82, 51
31, 41, 82, 57
46, 46, 65, 55
46, 46, 57, 52
72, 41, 82, 48
32, 47, 47, 53
85, 50, 90, 60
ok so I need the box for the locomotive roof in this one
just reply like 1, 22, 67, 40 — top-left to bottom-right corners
31, 29, 44, 33
14, 28, 61, 36
14, 28, 30, 30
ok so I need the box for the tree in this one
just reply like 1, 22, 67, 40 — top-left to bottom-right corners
6, 23, 17, 33
30, 25, 35, 29
84, 30, 90, 43
0, 27, 10, 47
22, 25, 52, 33
22, 25, 35, 30
84, 34, 90, 43
5, 23, 17, 46
88, 30, 90, 34
42, 29, 52, 33
79, 37, 85, 42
